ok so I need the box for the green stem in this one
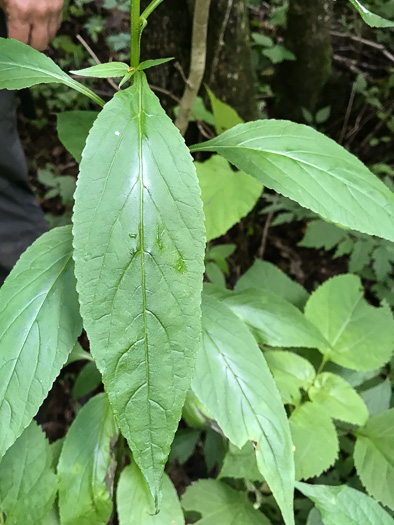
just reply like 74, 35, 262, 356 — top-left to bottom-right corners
141, 0, 164, 20
130, 0, 141, 68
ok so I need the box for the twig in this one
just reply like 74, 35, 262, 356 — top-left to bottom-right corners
331, 31, 394, 63
175, 0, 212, 136
258, 194, 277, 260
76, 34, 120, 92
339, 82, 356, 144
149, 84, 180, 103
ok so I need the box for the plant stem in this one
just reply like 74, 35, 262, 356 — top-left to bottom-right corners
130, 0, 141, 68
141, 0, 164, 20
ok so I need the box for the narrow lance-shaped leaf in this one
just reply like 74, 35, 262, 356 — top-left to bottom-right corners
58, 394, 118, 525
0, 225, 82, 458
0, 421, 57, 525
348, 0, 394, 27
0, 38, 104, 106
190, 120, 394, 242
70, 62, 129, 77
193, 294, 295, 525
72, 71, 205, 507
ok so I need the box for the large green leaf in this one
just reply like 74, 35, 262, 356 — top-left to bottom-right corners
57, 111, 99, 163
304, 274, 394, 370
219, 289, 327, 349
195, 155, 262, 241
290, 402, 339, 480
190, 120, 394, 242
349, 0, 394, 27
0, 38, 104, 106
0, 422, 57, 525
354, 409, 394, 510
0, 226, 82, 458
72, 72, 205, 506
193, 294, 294, 525
265, 350, 316, 405
117, 461, 185, 524
235, 260, 309, 309
308, 372, 368, 426
58, 394, 118, 525
182, 479, 271, 525
296, 482, 394, 525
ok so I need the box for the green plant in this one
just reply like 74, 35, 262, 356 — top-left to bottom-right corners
0, 1, 393, 524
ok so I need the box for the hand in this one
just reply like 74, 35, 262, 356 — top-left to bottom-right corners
0, 0, 64, 51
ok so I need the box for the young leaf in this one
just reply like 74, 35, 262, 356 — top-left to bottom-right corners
0, 422, 57, 525
0, 38, 104, 106
219, 289, 327, 349
308, 372, 368, 426
182, 479, 272, 525
235, 259, 309, 309
219, 442, 264, 482
354, 409, 394, 510
193, 294, 295, 525
265, 351, 316, 405
206, 87, 244, 135
0, 226, 82, 459
70, 62, 129, 77
304, 274, 394, 370
138, 58, 175, 70
72, 72, 205, 508
196, 155, 262, 241
296, 482, 394, 525
58, 394, 118, 525
190, 120, 394, 242
348, 0, 394, 27
117, 461, 184, 525
57, 111, 99, 163
290, 402, 339, 480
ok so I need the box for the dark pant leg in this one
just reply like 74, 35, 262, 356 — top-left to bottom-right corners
0, 90, 48, 284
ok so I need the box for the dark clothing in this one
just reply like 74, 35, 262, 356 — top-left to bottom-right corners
0, 10, 48, 284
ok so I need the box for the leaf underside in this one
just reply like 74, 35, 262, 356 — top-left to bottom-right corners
72, 71, 205, 506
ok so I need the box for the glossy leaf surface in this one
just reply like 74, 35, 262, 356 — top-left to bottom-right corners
72, 72, 205, 506
57, 111, 99, 163
354, 409, 394, 510
296, 482, 393, 525
193, 294, 294, 525
349, 0, 394, 27
0, 226, 82, 458
0, 38, 104, 106
290, 402, 339, 480
117, 461, 184, 524
190, 120, 394, 241
304, 274, 394, 370
58, 394, 118, 525
182, 479, 271, 525
195, 155, 262, 241
0, 422, 57, 525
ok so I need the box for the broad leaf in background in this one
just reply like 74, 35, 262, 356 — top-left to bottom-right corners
0, 38, 104, 106
354, 409, 394, 510
265, 351, 316, 405
299, 220, 347, 251
219, 442, 264, 482
0, 226, 82, 459
306, 507, 324, 525
57, 111, 99, 163
72, 72, 205, 507
117, 461, 184, 525
219, 289, 327, 349
308, 372, 368, 426
206, 87, 244, 135
296, 482, 393, 525
58, 394, 118, 525
235, 259, 309, 309
304, 274, 394, 370
70, 62, 129, 77
182, 479, 272, 525
72, 361, 102, 399
348, 0, 394, 27
169, 428, 200, 464
195, 155, 262, 241
290, 402, 339, 480
0, 422, 57, 525
193, 294, 295, 525
190, 120, 394, 242
361, 380, 392, 417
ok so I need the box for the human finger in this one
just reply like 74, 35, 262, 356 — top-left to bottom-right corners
29, 21, 50, 51
8, 18, 31, 45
